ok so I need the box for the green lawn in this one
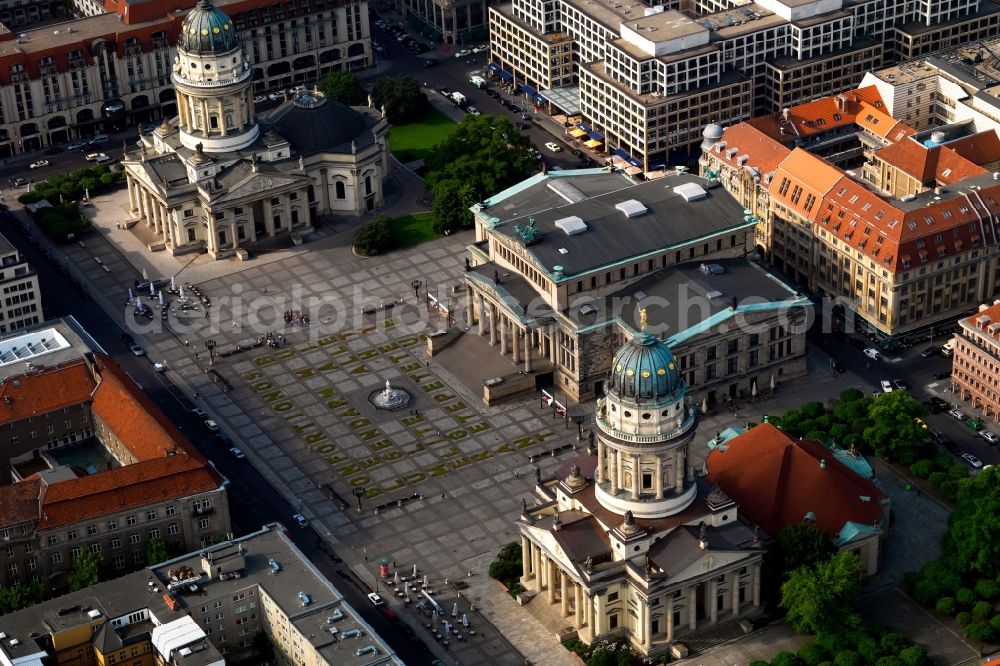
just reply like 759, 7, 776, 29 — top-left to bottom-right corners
389, 109, 457, 163
391, 212, 440, 248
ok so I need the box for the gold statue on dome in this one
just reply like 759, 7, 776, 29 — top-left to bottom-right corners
639, 308, 648, 331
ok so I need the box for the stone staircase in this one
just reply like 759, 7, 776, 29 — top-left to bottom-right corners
679, 618, 753, 655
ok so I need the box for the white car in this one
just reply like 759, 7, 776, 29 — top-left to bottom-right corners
961, 452, 984, 468
544, 142, 562, 152
129, 344, 145, 357
292, 513, 308, 527
204, 419, 220, 433
454, 48, 472, 58
29, 160, 49, 169
367, 592, 385, 607
863, 348, 880, 360
948, 408, 967, 421
85, 152, 107, 162
979, 430, 1000, 444
229, 447, 246, 459
466, 106, 481, 116
95, 154, 114, 164
880, 380, 893, 394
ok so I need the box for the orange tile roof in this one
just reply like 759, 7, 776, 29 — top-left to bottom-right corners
91, 358, 189, 460
0, 477, 42, 526
875, 139, 986, 185
0, 359, 96, 425
854, 101, 912, 141
705, 423, 884, 537
960, 302, 1000, 342
947, 131, 1000, 166
768, 149, 843, 221
710, 123, 791, 176
748, 86, 886, 141
38, 454, 221, 530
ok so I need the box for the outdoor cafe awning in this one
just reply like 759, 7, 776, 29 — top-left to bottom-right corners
569, 128, 587, 138
588, 130, 605, 141
584, 139, 603, 148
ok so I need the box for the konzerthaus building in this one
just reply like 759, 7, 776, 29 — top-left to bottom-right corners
462, 167, 810, 405
488, 0, 1000, 169
699, 85, 1000, 337
0, 0, 371, 156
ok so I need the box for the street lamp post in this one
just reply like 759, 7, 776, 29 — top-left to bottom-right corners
573, 415, 585, 441
411, 279, 422, 301
352, 485, 366, 513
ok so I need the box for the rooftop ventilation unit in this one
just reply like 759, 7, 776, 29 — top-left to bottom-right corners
297, 592, 312, 607
554, 216, 588, 235
672, 182, 707, 202
87, 610, 101, 619
326, 610, 345, 623
179, 648, 192, 657
615, 199, 648, 218
547, 179, 586, 203
579, 304, 598, 316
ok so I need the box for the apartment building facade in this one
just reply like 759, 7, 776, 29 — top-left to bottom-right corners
0, 0, 371, 156
488, 0, 1000, 170
399, 0, 490, 45
952, 301, 1000, 421
700, 86, 1000, 337
0, 230, 41, 333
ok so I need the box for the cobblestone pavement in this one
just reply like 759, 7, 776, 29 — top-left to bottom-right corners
27, 176, 953, 665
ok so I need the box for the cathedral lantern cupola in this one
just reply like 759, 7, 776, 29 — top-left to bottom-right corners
172, 0, 259, 153
593, 313, 698, 519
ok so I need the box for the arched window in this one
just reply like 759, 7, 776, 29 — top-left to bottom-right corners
335, 181, 346, 199
364, 176, 372, 196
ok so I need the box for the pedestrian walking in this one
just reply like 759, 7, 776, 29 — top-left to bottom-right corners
513, 469, 519, 478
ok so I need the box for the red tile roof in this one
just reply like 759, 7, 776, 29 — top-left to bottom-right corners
710, 123, 791, 177
38, 454, 221, 530
705, 423, 885, 537
0, 359, 96, 425
768, 149, 843, 221
946, 131, 1000, 167
91, 358, 189, 460
874, 139, 986, 185
0, 477, 42, 526
748, 86, 886, 141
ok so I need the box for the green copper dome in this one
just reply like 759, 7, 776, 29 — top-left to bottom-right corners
180, 0, 239, 55
608, 331, 683, 401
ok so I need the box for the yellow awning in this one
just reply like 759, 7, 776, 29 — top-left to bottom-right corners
584, 139, 603, 148
568, 128, 587, 138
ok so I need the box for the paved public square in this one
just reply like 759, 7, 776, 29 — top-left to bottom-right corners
19, 179, 960, 665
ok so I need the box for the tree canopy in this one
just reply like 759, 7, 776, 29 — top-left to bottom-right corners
372, 75, 428, 124
781, 551, 863, 636
944, 465, 1000, 578
862, 390, 928, 463
423, 114, 537, 235
70, 550, 104, 591
0, 581, 44, 614
146, 537, 171, 567
778, 522, 837, 575
317, 71, 367, 106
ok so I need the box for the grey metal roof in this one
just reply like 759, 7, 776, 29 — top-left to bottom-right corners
261, 93, 380, 156
484, 171, 752, 277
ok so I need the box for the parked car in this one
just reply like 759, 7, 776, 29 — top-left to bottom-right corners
880, 379, 893, 394
863, 347, 881, 360
831, 360, 845, 373
95, 154, 114, 164
933, 371, 951, 380
544, 142, 562, 152
367, 592, 386, 607
948, 408, 967, 420
229, 447, 246, 459
44, 146, 64, 155
204, 419, 220, 433
979, 430, 999, 444
192, 407, 206, 418
920, 347, 939, 358
966, 418, 983, 432
466, 105, 481, 115
29, 160, 49, 169
12, 177, 29, 187
892, 379, 908, 390
914, 417, 928, 430
85, 152, 106, 162
929, 396, 949, 411
961, 452, 984, 468
930, 428, 948, 445
422, 59, 436, 67
217, 432, 232, 446
89, 134, 109, 145
292, 513, 308, 527
67, 140, 89, 151
923, 400, 943, 414
129, 344, 145, 357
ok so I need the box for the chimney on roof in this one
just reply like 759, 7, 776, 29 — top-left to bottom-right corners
782, 108, 790, 122
836, 95, 847, 112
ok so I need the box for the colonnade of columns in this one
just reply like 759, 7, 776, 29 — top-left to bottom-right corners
593, 438, 688, 500
466, 286, 558, 373
176, 87, 253, 137
519, 535, 762, 651
127, 176, 173, 247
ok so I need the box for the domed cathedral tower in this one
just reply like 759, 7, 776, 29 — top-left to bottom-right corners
593, 324, 698, 519
172, 0, 258, 152
514, 316, 766, 657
